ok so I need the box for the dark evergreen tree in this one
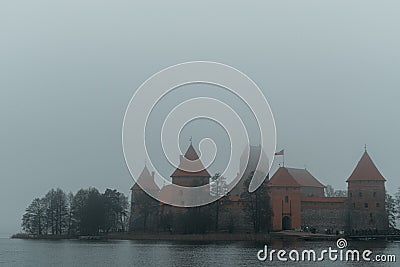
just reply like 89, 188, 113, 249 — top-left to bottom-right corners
71, 188, 89, 234
80, 188, 104, 235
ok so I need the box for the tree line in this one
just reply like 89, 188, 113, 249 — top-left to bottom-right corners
22, 188, 128, 236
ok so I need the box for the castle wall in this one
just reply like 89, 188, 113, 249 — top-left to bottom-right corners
347, 210, 388, 233
300, 198, 346, 233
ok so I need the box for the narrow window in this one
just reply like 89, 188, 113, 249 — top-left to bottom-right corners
359, 192, 362, 197
285, 196, 289, 203
364, 203, 368, 208
376, 203, 380, 208
373, 192, 377, 197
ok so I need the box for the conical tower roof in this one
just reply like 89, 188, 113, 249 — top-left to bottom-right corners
346, 151, 386, 182
131, 165, 159, 190
184, 144, 200, 160
170, 144, 211, 178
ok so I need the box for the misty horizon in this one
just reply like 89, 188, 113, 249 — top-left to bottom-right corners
1, 1, 400, 236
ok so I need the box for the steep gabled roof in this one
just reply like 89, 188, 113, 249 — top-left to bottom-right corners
131, 165, 159, 191
268, 167, 325, 188
286, 168, 325, 188
346, 151, 386, 182
170, 144, 211, 178
268, 167, 301, 187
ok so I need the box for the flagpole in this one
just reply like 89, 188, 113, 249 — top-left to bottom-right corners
275, 149, 285, 168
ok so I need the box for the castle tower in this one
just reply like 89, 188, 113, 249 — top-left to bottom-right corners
230, 145, 269, 197
158, 144, 211, 207
268, 167, 325, 231
170, 144, 211, 187
129, 165, 160, 232
346, 151, 388, 233
130, 165, 159, 202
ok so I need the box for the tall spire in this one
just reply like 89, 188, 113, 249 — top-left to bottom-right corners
346, 150, 386, 182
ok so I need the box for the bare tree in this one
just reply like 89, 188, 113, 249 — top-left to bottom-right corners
325, 185, 335, 197
67, 192, 74, 235
22, 198, 47, 235
386, 192, 397, 228
325, 185, 347, 197
244, 171, 273, 233
395, 188, 400, 222
210, 172, 228, 231
44, 188, 68, 235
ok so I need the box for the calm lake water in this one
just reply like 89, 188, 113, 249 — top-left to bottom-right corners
0, 238, 399, 266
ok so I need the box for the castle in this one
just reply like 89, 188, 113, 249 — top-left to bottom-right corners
129, 144, 389, 234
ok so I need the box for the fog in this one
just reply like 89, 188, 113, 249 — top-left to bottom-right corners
1, 1, 399, 236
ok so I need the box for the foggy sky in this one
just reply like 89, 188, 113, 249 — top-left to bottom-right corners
1, 1, 400, 236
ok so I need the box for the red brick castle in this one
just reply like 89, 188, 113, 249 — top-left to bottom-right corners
129, 145, 389, 234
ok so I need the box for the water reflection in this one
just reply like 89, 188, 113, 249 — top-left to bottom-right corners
0, 238, 398, 266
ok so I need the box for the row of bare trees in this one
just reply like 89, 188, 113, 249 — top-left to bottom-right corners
22, 188, 128, 236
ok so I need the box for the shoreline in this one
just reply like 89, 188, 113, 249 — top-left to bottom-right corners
10, 231, 336, 242
11, 233, 270, 242
12, 231, 400, 242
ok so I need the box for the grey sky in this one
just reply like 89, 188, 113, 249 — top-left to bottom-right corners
1, 1, 400, 236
